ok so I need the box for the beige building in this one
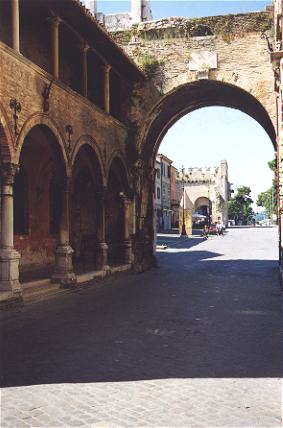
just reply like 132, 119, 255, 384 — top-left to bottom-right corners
176, 161, 230, 226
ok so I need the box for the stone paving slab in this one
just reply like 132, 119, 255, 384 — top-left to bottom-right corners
1, 378, 282, 427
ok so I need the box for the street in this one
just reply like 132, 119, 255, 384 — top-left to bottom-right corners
1, 227, 282, 427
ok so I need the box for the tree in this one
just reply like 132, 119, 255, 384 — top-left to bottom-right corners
228, 186, 254, 225
256, 159, 277, 220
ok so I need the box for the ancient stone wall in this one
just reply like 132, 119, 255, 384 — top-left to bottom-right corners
113, 11, 275, 129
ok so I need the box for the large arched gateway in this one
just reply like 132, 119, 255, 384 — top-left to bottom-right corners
132, 80, 277, 270
138, 80, 276, 162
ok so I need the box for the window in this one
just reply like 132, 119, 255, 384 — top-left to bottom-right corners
157, 187, 160, 199
168, 165, 171, 178
156, 168, 160, 179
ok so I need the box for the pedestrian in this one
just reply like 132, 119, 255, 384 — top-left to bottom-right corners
203, 221, 209, 240
216, 217, 224, 236
252, 218, 256, 227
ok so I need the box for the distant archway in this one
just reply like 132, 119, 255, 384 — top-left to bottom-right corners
194, 196, 210, 216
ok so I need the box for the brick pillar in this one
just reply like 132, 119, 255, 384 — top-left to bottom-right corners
0, 163, 21, 293
11, 0, 20, 52
96, 188, 109, 270
52, 178, 76, 284
50, 16, 61, 79
104, 64, 111, 113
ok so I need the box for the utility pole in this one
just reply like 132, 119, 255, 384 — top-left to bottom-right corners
180, 166, 187, 237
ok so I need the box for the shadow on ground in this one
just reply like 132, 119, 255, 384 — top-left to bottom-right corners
0, 246, 282, 387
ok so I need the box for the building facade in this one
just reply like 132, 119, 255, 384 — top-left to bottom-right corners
0, 0, 144, 300
170, 165, 178, 228
154, 154, 172, 231
176, 161, 230, 226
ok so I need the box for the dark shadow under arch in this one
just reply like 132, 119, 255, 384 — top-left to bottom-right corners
16, 124, 67, 282
71, 144, 103, 271
106, 157, 130, 266
139, 80, 276, 161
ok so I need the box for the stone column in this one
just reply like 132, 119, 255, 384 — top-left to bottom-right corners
0, 163, 21, 293
52, 178, 76, 285
11, 0, 20, 52
50, 16, 61, 79
96, 188, 109, 270
81, 43, 89, 98
121, 194, 133, 264
103, 64, 111, 113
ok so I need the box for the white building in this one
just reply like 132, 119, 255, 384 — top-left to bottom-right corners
86, 0, 153, 32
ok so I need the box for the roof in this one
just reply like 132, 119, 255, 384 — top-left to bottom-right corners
157, 153, 173, 164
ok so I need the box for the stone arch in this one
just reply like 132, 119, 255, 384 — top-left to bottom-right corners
15, 123, 68, 281
16, 113, 69, 172
71, 135, 106, 185
137, 80, 276, 163
106, 152, 130, 192
194, 196, 210, 209
71, 143, 104, 271
0, 100, 14, 163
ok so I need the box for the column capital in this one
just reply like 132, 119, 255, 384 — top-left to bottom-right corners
104, 64, 112, 73
81, 42, 90, 53
1, 163, 19, 185
48, 15, 62, 28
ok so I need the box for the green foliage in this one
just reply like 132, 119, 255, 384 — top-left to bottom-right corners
137, 54, 160, 76
256, 159, 277, 219
228, 186, 254, 225
257, 188, 275, 218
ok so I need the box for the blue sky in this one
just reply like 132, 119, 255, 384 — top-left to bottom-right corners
97, 1, 274, 208
97, 1, 271, 19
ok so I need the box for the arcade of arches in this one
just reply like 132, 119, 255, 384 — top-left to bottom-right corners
0, 121, 133, 296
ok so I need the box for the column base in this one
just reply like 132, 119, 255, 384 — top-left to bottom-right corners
96, 242, 110, 271
52, 245, 77, 285
123, 240, 133, 264
0, 248, 21, 293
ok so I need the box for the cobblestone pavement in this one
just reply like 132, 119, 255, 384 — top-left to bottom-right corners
1, 228, 282, 427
